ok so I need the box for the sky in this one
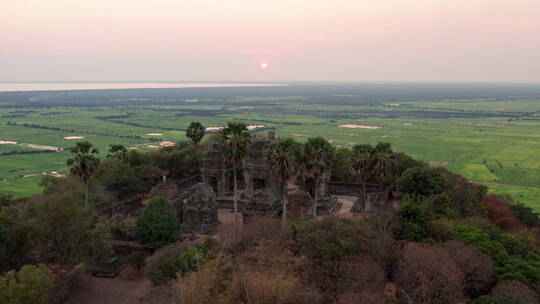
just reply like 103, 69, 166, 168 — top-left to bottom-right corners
1, 0, 540, 82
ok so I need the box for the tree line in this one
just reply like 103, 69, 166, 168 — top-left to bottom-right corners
1, 121, 539, 304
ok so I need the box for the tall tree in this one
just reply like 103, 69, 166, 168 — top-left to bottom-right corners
267, 138, 301, 227
186, 122, 206, 149
352, 143, 374, 203
67, 141, 99, 210
107, 144, 128, 162
373, 142, 395, 183
302, 137, 334, 218
220, 122, 252, 240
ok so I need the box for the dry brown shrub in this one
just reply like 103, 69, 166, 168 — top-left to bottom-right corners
340, 255, 387, 292
491, 280, 539, 304
484, 195, 525, 231
337, 290, 386, 304
239, 216, 289, 248
240, 270, 298, 304
174, 261, 231, 304
439, 240, 496, 298
49, 263, 89, 304
395, 242, 464, 304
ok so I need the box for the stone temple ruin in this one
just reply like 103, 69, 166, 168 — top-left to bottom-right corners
201, 140, 234, 196
243, 131, 279, 198
145, 130, 389, 235
296, 169, 340, 214
181, 183, 218, 234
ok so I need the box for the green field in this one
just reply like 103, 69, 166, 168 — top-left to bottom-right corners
1, 85, 539, 211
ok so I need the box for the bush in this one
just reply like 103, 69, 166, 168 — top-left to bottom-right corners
484, 195, 524, 231
440, 169, 487, 217
128, 251, 149, 274
397, 167, 445, 196
49, 263, 89, 303
0, 208, 27, 273
94, 158, 145, 199
510, 203, 540, 228
23, 192, 110, 265
146, 242, 211, 285
395, 196, 430, 241
137, 196, 180, 249
241, 271, 298, 304
395, 242, 464, 304
111, 216, 137, 240
292, 217, 394, 262
471, 296, 516, 304
174, 261, 231, 304
453, 224, 540, 288
438, 241, 495, 298
0, 264, 54, 304
490, 280, 539, 304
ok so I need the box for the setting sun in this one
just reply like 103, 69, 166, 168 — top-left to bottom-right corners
260, 62, 269, 69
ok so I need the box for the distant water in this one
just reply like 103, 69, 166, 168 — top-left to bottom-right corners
0, 82, 287, 92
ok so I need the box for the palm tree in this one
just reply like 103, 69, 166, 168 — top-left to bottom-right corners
373, 142, 395, 183
302, 137, 334, 219
186, 122, 206, 149
67, 141, 100, 210
107, 144, 128, 162
267, 138, 301, 227
352, 143, 374, 202
220, 122, 252, 240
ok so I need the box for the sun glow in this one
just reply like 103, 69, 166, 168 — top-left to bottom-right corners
260, 62, 269, 69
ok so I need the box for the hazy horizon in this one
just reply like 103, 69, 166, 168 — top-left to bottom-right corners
2, 0, 540, 83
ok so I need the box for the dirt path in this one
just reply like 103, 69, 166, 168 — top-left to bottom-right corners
67, 267, 153, 304
334, 195, 357, 218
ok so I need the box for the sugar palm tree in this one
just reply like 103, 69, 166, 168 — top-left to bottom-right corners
267, 138, 301, 227
373, 142, 395, 183
186, 122, 206, 149
220, 122, 252, 240
67, 141, 100, 210
352, 143, 374, 201
302, 137, 334, 219
107, 144, 128, 162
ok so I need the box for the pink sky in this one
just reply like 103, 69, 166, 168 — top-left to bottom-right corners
1, 0, 539, 82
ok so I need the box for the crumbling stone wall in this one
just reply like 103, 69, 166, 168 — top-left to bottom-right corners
243, 132, 279, 198
201, 141, 234, 196
182, 183, 218, 234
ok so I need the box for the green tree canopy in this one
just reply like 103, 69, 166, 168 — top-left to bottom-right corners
186, 121, 206, 148
107, 144, 128, 162
67, 141, 100, 208
397, 166, 446, 197
302, 136, 334, 217
0, 264, 54, 304
137, 196, 180, 249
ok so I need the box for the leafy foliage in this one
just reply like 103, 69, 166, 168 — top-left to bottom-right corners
395, 196, 430, 241
94, 158, 146, 200
146, 242, 211, 285
107, 144, 128, 162
220, 121, 252, 167
453, 224, 540, 288
0, 264, 54, 304
23, 190, 110, 265
136, 196, 180, 249
127, 251, 149, 274
67, 141, 100, 184
186, 121, 206, 147
397, 166, 446, 197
